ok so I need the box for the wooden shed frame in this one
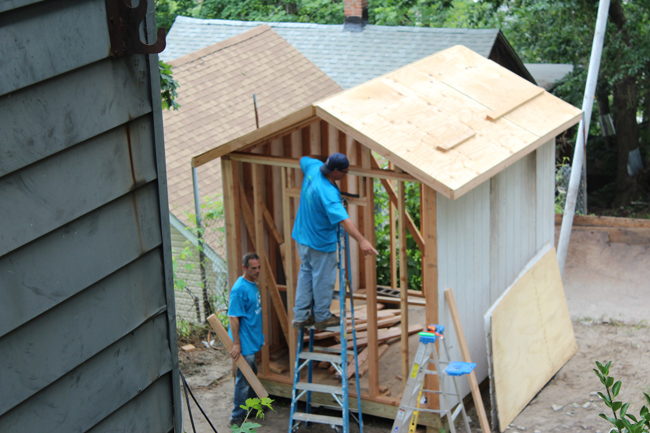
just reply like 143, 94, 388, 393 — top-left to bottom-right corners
191, 46, 581, 427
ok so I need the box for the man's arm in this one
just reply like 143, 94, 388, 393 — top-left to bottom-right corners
340, 218, 378, 256
229, 316, 241, 361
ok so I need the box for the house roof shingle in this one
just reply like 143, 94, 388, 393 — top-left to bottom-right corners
161, 16, 511, 90
162, 25, 342, 225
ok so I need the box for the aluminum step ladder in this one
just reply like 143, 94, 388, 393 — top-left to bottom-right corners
288, 228, 363, 433
392, 325, 475, 433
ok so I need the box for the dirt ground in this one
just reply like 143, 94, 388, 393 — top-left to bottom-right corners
178, 227, 650, 433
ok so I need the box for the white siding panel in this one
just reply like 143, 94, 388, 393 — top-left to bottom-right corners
437, 180, 491, 397
536, 140, 556, 250
490, 153, 538, 304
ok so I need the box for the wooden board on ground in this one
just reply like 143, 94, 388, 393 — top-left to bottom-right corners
484, 245, 577, 432
207, 314, 269, 399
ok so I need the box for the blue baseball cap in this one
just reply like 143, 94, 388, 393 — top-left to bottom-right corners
320, 153, 350, 175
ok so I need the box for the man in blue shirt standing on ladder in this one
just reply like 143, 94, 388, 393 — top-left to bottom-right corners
228, 252, 264, 426
291, 153, 377, 330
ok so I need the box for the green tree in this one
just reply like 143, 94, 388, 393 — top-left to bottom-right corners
475, 0, 650, 207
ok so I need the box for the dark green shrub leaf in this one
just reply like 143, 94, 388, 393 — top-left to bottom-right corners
606, 376, 614, 388
620, 402, 630, 417
612, 401, 623, 411
612, 380, 622, 397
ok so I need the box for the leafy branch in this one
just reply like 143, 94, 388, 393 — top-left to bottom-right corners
594, 360, 650, 433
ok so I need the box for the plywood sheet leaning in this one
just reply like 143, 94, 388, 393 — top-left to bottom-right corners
484, 245, 577, 432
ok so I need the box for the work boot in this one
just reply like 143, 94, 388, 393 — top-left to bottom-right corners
315, 314, 340, 330
292, 316, 314, 329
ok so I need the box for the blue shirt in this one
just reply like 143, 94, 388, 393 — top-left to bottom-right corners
227, 276, 264, 356
292, 157, 349, 252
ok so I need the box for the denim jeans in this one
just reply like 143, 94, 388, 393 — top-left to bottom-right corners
293, 243, 338, 323
231, 353, 258, 421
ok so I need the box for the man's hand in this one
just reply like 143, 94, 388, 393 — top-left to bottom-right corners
359, 238, 378, 256
230, 344, 241, 361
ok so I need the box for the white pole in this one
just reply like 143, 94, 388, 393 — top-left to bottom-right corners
557, 0, 610, 276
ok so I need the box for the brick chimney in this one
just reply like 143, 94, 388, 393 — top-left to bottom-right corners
344, 0, 368, 31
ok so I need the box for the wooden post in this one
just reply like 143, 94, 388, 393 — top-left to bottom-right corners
282, 168, 297, 378
361, 148, 379, 396
207, 314, 268, 399
389, 163, 397, 291
222, 157, 243, 287
445, 288, 490, 433
398, 173, 409, 385
252, 164, 270, 376
421, 184, 438, 409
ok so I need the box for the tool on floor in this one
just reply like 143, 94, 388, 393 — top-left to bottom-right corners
288, 226, 363, 433
391, 325, 475, 433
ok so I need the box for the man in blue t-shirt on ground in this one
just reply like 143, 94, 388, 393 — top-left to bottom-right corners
292, 153, 378, 330
227, 252, 264, 425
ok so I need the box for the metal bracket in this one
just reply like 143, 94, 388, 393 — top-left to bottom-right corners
105, 0, 166, 56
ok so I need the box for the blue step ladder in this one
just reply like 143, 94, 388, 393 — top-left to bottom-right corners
392, 325, 475, 433
288, 227, 363, 433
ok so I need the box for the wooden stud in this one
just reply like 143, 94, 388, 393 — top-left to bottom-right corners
421, 184, 438, 409
361, 147, 379, 396
389, 163, 397, 292
338, 130, 349, 192
398, 171, 409, 386
445, 288, 490, 433
301, 124, 311, 156
207, 314, 269, 399
253, 164, 271, 376
221, 158, 243, 287
281, 168, 297, 379
320, 120, 329, 155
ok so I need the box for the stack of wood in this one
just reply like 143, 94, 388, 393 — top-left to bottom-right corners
300, 301, 423, 385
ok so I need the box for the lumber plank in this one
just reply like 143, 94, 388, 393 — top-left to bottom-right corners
361, 147, 380, 396
445, 288, 490, 433
229, 152, 416, 182
281, 168, 298, 378
486, 87, 544, 121
485, 246, 577, 432
359, 344, 389, 377
555, 213, 650, 229
353, 290, 426, 306
221, 158, 242, 291
253, 164, 271, 375
421, 184, 439, 409
207, 314, 269, 399
398, 174, 409, 385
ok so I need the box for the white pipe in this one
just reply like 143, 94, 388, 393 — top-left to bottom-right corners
557, 0, 610, 276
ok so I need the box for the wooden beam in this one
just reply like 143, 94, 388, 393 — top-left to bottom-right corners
229, 152, 417, 182
192, 105, 317, 167
284, 187, 367, 207
361, 147, 379, 396
207, 314, 269, 399
421, 184, 438, 409
486, 87, 544, 121
221, 158, 242, 288
281, 168, 297, 379
253, 164, 271, 376
371, 156, 424, 251
445, 288, 490, 433
398, 173, 409, 386
389, 162, 397, 291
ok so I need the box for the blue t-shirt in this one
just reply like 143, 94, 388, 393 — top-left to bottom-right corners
292, 157, 350, 252
227, 276, 264, 356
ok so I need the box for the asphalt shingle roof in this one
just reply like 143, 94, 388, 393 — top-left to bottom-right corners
162, 25, 342, 225
161, 16, 502, 89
